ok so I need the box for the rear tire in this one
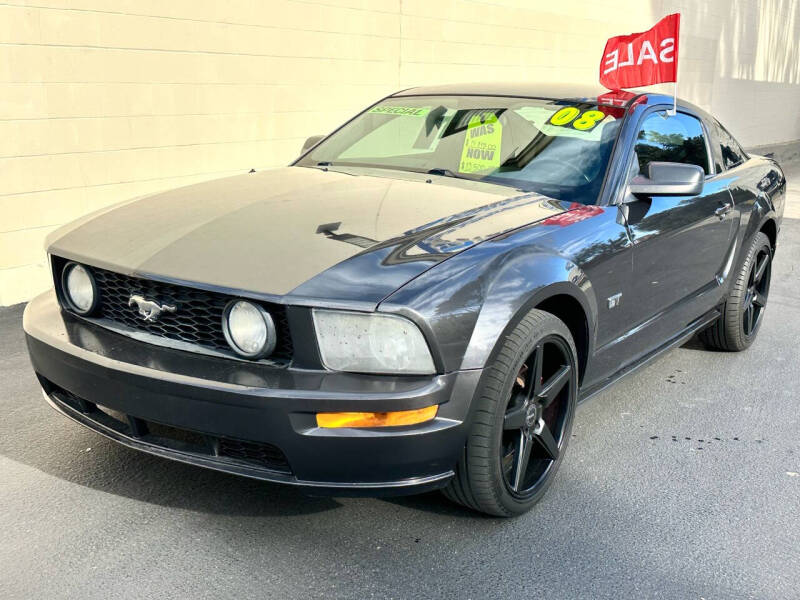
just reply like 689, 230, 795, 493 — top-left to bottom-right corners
700, 232, 772, 351
442, 309, 578, 517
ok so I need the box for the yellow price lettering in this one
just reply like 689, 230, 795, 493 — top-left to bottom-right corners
572, 110, 606, 131
549, 107, 580, 126
548, 107, 607, 131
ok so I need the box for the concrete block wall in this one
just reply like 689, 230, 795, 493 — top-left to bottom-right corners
1, 0, 799, 305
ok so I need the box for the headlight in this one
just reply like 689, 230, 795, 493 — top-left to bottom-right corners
222, 300, 276, 359
61, 262, 97, 315
312, 310, 435, 375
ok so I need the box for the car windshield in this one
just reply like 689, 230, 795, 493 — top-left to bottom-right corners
296, 95, 624, 204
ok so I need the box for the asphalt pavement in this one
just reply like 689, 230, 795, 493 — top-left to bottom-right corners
1, 169, 798, 599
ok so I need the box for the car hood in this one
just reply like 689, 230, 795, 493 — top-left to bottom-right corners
47, 167, 569, 306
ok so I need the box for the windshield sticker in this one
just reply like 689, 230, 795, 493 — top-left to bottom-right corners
548, 106, 607, 131
368, 105, 431, 117
515, 106, 615, 141
459, 113, 503, 174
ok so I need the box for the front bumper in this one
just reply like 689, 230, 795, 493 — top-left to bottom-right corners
24, 291, 481, 495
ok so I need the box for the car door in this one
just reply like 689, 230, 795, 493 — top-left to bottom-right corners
620, 110, 736, 358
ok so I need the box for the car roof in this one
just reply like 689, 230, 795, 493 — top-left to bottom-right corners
394, 82, 608, 101
392, 82, 706, 115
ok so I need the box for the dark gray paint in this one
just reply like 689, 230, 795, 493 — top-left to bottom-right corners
42, 89, 786, 397
4, 204, 800, 599
46, 167, 567, 307
23, 86, 786, 492
382, 95, 785, 391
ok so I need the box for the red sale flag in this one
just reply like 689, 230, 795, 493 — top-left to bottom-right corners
599, 13, 680, 92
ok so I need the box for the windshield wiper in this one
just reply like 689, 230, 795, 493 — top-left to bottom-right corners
426, 168, 461, 178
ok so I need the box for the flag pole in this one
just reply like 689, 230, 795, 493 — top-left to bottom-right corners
670, 15, 680, 116
671, 79, 677, 116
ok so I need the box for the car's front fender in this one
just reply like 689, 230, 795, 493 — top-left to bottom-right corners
458, 251, 595, 371
380, 231, 598, 373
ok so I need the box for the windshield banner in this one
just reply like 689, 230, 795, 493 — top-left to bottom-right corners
599, 13, 680, 90
369, 105, 431, 117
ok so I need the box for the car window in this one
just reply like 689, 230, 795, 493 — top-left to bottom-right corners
340, 111, 448, 158
634, 112, 710, 175
714, 120, 747, 170
298, 95, 625, 205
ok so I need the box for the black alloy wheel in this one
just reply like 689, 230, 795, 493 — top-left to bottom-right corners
742, 244, 771, 337
700, 231, 772, 351
443, 309, 578, 516
501, 337, 573, 497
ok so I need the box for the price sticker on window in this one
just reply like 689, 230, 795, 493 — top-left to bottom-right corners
547, 107, 607, 131
459, 113, 503, 174
515, 106, 615, 141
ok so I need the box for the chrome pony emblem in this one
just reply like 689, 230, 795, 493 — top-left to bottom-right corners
128, 294, 176, 323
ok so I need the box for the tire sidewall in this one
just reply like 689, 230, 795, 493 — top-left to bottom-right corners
729, 232, 772, 349
472, 311, 578, 516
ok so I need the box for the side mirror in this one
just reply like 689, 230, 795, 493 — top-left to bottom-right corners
301, 134, 325, 154
627, 161, 705, 199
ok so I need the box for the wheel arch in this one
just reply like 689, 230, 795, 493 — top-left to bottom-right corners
760, 217, 778, 251
534, 293, 590, 385
460, 256, 597, 386
734, 190, 780, 270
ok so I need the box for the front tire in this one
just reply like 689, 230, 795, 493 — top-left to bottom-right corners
443, 309, 578, 517
700, 232, 772, 351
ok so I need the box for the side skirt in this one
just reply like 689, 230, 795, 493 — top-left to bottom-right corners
578, 307, 721, 404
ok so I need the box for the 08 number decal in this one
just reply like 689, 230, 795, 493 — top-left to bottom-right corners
548, 107, 606, 131
548, 106, 580, 126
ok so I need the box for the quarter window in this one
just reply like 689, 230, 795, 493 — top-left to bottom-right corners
714, 121, 747, 170
634, 112, 710, 175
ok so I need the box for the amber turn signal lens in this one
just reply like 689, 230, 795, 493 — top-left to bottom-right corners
316, 405, 438, 428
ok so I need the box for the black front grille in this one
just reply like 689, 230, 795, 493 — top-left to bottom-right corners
45, 379, 293, 475
55, 257, 292, 362
218, 438, 292, 472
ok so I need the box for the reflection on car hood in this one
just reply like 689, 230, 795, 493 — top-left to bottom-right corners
47, 167, 569, 305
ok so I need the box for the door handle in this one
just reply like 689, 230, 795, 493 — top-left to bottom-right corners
715, 201, 733, 218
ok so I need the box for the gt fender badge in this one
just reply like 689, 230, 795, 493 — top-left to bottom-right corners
607, 293, 622, 309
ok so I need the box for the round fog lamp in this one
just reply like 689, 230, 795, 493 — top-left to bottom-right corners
222, 300, 276, 359
62, 262, 97, 315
